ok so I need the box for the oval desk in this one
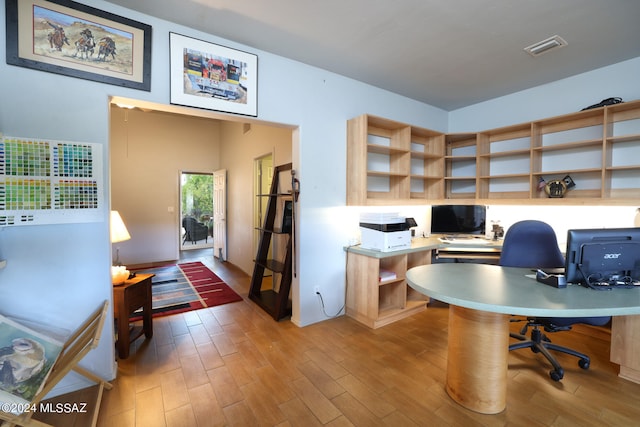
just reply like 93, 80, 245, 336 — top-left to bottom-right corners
406, 263, 640, 414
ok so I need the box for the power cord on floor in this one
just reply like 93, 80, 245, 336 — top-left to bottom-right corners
315, 289, 344, 318
313, 244, 352, 318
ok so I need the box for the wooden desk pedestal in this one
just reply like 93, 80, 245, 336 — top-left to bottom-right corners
611, 315, 640, 383
446, 306, 509, 414
113, 273, 154, 359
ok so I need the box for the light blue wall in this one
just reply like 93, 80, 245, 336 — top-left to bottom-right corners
449, 56, 640, 132
0, 0, 446, 394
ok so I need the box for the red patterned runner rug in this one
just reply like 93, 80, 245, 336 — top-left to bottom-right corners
132, 261, 243, 318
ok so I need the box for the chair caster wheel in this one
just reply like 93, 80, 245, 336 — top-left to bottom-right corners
550, 369, 564, 381
579, 359, 590, 370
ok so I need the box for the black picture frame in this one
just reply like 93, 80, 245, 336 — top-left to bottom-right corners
169, 32, 258, 117
5, 0, 152, 91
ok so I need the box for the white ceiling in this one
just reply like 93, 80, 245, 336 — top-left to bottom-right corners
104, 0, 640, 111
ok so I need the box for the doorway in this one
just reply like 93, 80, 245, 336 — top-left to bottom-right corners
110, 97, 294, 274
180, 172, 214, 251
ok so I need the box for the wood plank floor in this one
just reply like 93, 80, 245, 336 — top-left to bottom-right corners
48, 250, 640, 426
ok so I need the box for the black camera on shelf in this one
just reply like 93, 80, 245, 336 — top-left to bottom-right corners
562, 175, 576, 189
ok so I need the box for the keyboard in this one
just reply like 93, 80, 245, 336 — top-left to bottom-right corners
438, 236, 491, 245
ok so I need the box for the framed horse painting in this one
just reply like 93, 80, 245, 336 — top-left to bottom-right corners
5, 0, 152, 91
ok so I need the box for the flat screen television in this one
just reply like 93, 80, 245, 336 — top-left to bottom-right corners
430, 205, 486, 236
565, 227, 640, 287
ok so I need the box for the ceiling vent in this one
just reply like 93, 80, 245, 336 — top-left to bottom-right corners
524, 35, 567, 57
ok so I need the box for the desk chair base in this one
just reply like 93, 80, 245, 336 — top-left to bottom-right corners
509, 323, 590, 381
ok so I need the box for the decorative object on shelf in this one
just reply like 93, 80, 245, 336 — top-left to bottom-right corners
5, 0, 152, 91
545, 179, 567, 198
169, 32, 258, 117
544, 174, 575, 198
581, 97, 623, 111
110, 210, 131, 284
491, 221, 504, 240
379, 269, 397, 282
562, 174, 576, 189
537, 177, 547, 191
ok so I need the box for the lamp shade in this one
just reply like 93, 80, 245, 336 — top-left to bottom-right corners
110, 211, 131, 243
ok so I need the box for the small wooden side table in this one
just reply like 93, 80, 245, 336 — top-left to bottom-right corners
113, 273, 154, 359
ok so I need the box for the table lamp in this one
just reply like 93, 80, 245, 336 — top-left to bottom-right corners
110, 210, 131, 284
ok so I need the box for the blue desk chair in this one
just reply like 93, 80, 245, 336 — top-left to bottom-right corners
500, 220, 610, 381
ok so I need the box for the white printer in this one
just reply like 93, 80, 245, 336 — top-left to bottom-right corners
359, 212, 413, 252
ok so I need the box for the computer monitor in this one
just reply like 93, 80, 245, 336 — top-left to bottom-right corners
565, 227, 640, 286
430, 205, 486, 236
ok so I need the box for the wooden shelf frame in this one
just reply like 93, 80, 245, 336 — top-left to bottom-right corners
345, 248, 431, 329
347, 100, 640, 205
249, 163, 294, 321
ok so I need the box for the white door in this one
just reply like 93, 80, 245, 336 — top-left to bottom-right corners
213, 169, 227, 260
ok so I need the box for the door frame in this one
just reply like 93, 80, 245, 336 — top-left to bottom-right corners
179, 170, 214, 251
213, 169, 227, 260
253, 152, 273, 254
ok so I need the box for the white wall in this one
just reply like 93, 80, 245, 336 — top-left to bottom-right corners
485, 205, 639, 247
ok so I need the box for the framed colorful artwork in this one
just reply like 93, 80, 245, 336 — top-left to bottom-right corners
0, 135, 105, 226
169, 32, 258, 117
